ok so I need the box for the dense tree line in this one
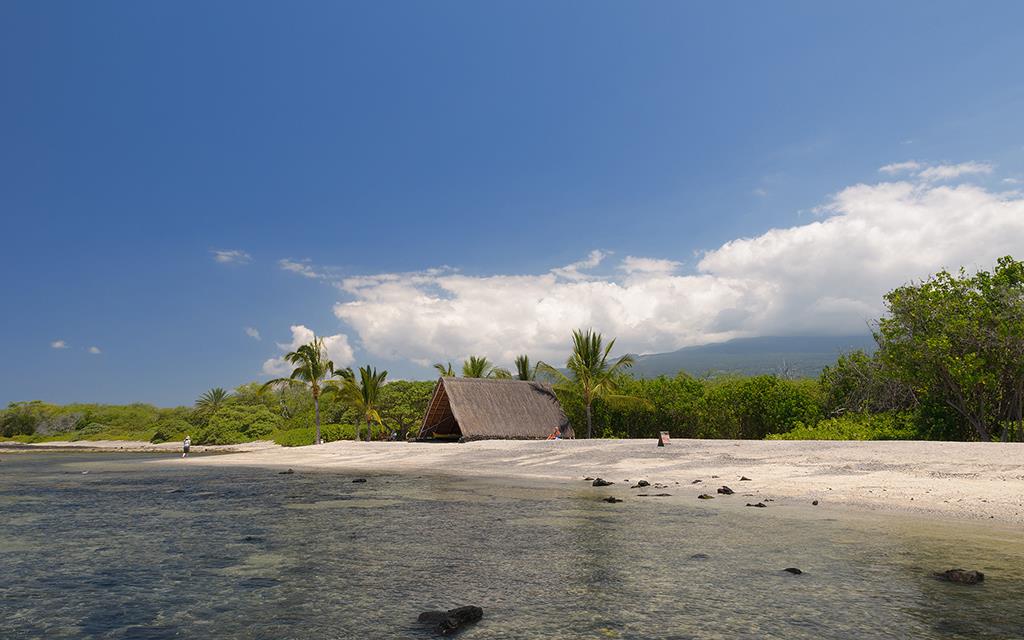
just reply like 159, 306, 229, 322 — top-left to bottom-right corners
3, 257, 1020, 444
0, 380, 437, 446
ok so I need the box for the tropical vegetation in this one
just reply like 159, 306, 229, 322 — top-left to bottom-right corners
4, 258, 1021, 444
261, 336, 338, 445
539, 329, 637, 438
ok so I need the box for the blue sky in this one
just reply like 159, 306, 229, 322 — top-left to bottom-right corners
2, 1, 1023, 406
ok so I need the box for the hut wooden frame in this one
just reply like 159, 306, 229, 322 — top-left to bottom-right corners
419, 377, 574, 442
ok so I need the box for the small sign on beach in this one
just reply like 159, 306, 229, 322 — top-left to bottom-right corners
658, 432, 671, 446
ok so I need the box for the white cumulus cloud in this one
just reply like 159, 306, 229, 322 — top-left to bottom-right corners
212, 249, 252, 264
879, 161, 921, 174
261, 325, 355, 376
245, 327, 261, 341
87, 346, 101, 354
332, 171, 1024, 368
916, 161, 993, 182
278, 258, 343, 280
620, 256, 682, 276
879, 161, 993, 183
51, 340, 68, 349
550, 249, 608, 281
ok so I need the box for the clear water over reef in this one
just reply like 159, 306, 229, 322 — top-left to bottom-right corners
2, 452, 1022, 639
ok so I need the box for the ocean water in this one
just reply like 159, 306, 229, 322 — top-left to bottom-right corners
1, 452, 1022, 639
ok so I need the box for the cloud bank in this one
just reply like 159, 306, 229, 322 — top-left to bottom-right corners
328, 172, 1024, 367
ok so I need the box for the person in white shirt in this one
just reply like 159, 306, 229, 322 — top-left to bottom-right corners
182, 435, 191, 458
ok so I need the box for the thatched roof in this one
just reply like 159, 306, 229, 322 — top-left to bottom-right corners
419, 377, 573, 441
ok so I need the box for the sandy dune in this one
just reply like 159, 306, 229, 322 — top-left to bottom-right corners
162, 438, 1024, 525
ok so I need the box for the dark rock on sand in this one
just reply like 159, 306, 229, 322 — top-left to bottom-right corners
418, 606, 484, 635
691, 479, 702, 484
935, 569, 985, 584
352, 478, 367, 483
592, 478, 614, 487
740, 476, 752, 481
698, 494, 714, 500
812, 500, 819, 506
717, 486, 734, 495
584, 477, 594, 481
602, 496, 624, 503
746, 502, 767, 508
278, 469, 295, 475
635, 480, 650, 488
783, 568, 803, 575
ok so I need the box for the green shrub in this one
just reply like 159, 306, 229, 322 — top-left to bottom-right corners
68, 423, 109, 441
1, 410, 38, 437
194, 404, 281, 445
766, 412, 918, 441
272, 423, 357, 447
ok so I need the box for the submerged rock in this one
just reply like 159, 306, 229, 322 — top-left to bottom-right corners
352, 478, 367, 483
783, 567, 803, 575
746, 502, 767, 508
278, 469, 294, 475
690, 553, 710, 560
592, 478, 614, 487
935, 569, 985, 584
717, 486, 734, 495
697, 494, 714, 500
602, 496, 624, 503
418, 606, 484, 635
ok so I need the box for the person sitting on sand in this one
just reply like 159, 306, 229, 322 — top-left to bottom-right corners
546, 426, 562, 440
182, 435, 191, 458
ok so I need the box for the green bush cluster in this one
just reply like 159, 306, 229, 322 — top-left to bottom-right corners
272, 423, 357, 447
193, 404, 280, 445
558, 373, 823, 440
767, 412, 918, 440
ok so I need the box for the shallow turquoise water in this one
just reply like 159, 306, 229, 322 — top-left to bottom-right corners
1, 452, 1022, 639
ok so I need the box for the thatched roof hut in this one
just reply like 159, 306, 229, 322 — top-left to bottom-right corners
418, 377, 574, 441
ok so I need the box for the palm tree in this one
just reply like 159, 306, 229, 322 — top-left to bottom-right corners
261, 336, 335, 445
336, 365, 388, 441
461, 356, 493, 378
539, 329, 636, 438
461, 355, 512, 378
433, 362, 456, 377
195, 387, 231, 414
514, 355, 536, 381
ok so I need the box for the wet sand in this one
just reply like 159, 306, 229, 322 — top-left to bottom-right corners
132, 438, 1024, 525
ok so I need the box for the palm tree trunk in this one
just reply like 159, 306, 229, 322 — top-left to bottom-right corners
586, 402, 593, 439
355, 419, 361, 442
366, 417, 372, 442
314, 393, 322, 445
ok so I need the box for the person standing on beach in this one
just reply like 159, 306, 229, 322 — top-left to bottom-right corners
182, 435, 191, 458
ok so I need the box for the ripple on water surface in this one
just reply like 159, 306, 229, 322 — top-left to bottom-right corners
1, 452, 1022, 639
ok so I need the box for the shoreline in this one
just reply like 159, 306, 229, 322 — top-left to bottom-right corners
9, 438, 1024, 526
0, 440, 277, 454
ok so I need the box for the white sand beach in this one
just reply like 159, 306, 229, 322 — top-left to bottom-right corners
148, 438, 1024, 525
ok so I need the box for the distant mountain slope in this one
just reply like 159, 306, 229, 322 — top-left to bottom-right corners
628, 335, 877, 379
